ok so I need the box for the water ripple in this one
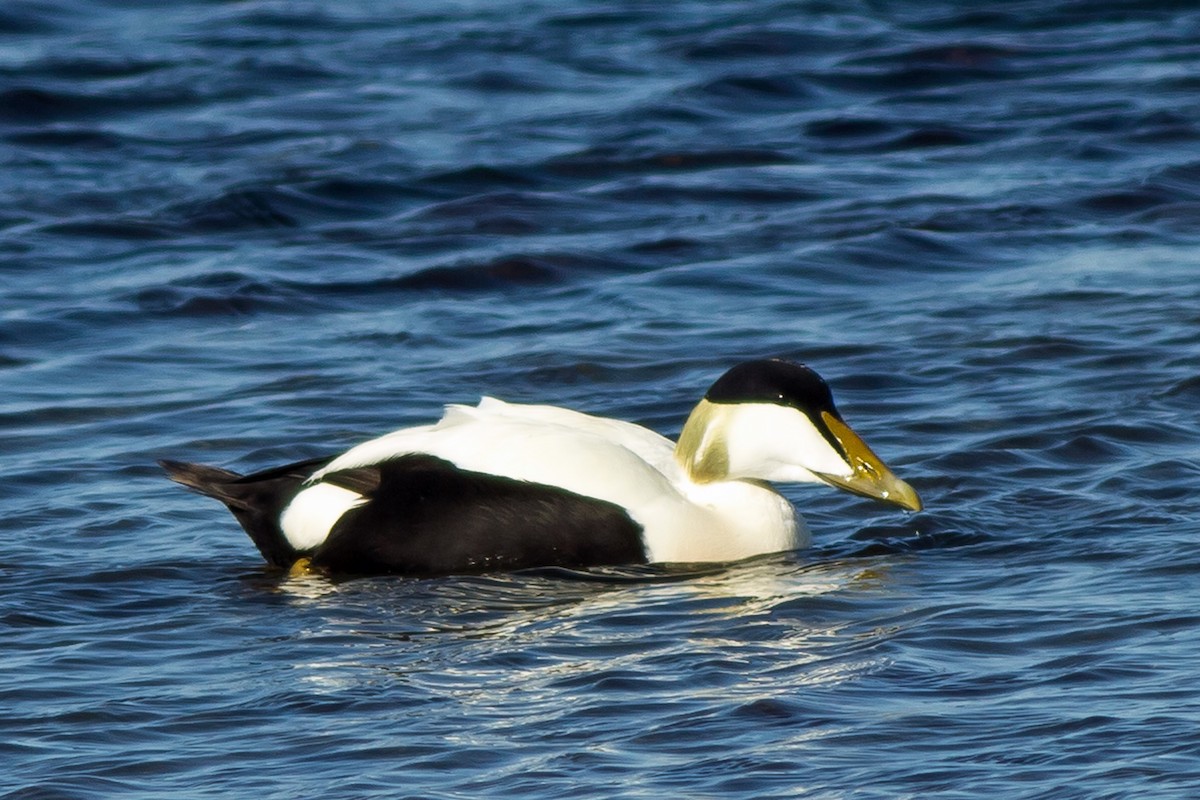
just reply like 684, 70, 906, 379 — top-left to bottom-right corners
4, 1, 1200, 798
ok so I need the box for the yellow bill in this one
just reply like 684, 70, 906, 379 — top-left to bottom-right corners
815, 412, 923, 512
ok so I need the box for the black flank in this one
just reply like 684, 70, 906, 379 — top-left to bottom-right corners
313, 454, 647, 576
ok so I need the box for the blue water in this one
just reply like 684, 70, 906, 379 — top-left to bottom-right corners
5, 1, 1200, 797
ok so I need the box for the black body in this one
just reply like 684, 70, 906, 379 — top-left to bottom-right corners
161, 454, 646, 576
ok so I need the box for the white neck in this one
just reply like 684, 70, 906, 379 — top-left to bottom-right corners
643, 400, 812, 563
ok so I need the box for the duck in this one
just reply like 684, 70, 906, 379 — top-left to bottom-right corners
160, 358, 921, 576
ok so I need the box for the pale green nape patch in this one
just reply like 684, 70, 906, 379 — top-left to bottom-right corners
674, 399, 730, 483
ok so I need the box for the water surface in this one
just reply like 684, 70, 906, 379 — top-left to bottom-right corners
4, 1, 1200, 797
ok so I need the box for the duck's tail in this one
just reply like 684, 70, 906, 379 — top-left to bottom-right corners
159, 460, 243, 502
159, 456, 332, 568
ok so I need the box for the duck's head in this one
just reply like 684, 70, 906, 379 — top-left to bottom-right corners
675, 359, 922, 511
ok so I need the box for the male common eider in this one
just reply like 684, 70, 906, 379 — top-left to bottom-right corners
161, 359, 921, 576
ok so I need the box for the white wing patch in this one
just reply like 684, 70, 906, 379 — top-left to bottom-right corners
280, 482, 366, 551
